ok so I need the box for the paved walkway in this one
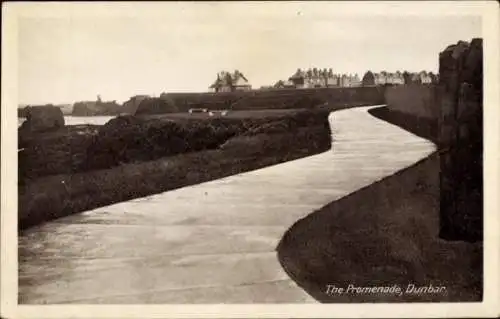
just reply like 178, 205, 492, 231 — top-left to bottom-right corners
18, 105, 436, 304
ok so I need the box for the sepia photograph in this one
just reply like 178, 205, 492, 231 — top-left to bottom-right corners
1, 1, 499, 318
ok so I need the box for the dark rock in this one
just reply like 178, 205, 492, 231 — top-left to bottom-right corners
438, 39, 483, 242
462, 38, 483, 92
18, 105, 64, 133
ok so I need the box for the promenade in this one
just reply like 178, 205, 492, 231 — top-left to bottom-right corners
19, 105, 435, 303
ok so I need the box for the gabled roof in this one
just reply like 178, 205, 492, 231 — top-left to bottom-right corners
290, 69, 306, 79
210, 70, 251, 88
233, 71, 250, 86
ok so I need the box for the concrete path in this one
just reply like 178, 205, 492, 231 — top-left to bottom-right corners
18, 105, 436, 304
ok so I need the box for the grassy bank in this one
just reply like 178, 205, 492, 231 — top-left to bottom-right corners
276, 110, 482, 302
277, 152, 482, 302
19, 108, 333, 230
368, 106, 482, 241
18, 109, 328, 180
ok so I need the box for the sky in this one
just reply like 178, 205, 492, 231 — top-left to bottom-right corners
16, 2, 482, 105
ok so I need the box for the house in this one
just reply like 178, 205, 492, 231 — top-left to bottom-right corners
340, 73, 361, 87
209, 70, 252, 93
325, 69, 340, 87
362, 71, 407, 86
287, 68, 358, 88
274, 80, 296, 89
289, 69, 307, 88
393, 71, 405, 85
418, 71, 434, 84
374, 71, 388, 85
404, 71, 437, 84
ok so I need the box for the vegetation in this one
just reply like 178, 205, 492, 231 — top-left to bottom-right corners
18, 108, 333, 230
19, 125, 100, 181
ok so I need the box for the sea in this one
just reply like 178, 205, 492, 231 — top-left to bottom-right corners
18, 116, 116, 127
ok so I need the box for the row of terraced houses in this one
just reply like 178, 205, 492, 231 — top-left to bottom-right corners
209, 69, 439, 92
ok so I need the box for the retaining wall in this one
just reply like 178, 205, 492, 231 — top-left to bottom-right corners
385, 84, 440, 120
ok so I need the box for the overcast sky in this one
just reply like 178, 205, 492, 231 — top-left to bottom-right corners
16, 2, 482, 105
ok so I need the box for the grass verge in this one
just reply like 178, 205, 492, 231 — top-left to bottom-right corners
276, 109, 482, 302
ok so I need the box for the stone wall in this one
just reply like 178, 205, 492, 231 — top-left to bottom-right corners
438, 39, 483, 242
385, 84, 440, 120
137, 87, 386, 114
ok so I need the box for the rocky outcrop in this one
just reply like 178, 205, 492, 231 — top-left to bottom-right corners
18, 105, 65, 133
18, 107, 29, 118
122, 95, 150, 114
438, 38, 483, 242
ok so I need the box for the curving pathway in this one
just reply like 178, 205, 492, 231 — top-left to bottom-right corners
18, 105, 436, 304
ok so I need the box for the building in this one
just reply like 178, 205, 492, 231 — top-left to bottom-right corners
362, 71, 401, 86
362, 70, 437, 86
373, 71, 405, 85
209, 70, 252, 93
388, 71, 405, 85
286, 68, 360, 88
339, 73, 362, 87
288, 68, 307, 88
412, 71, 435, 84
274, 80, 296, 89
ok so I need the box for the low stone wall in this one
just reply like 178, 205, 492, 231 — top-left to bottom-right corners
385, 84, 440, 120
